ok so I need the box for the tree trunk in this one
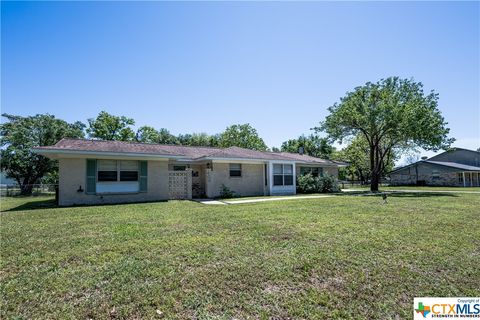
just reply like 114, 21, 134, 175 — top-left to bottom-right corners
370, 171, 380, 192
370, 139, 383, 192
369, 142, 379, 191
20, 183, 34, 196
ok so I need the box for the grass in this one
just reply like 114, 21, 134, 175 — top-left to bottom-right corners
1, 193, 479, 319
342, 185, 480, 192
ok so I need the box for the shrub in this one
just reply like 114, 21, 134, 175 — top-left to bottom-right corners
218, 184, 236, 198
297, 174, 340, 194
318, 175, 340, 193
297, 173, 317, 193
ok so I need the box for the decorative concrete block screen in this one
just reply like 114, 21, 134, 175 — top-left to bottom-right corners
168, 170, 192, 199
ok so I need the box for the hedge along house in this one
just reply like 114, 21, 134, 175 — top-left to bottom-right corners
389, 148, 480, 187
33, 139, 347, 206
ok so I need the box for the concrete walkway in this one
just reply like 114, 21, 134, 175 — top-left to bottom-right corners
197, 199, 228, 205
197, 194, 334, 205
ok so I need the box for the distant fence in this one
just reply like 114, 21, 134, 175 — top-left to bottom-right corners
0, 184, 58, 197
338, 180, 390, 189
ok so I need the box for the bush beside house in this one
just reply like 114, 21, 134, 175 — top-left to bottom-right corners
297, 173, 340, 193
218, 184, 236, 199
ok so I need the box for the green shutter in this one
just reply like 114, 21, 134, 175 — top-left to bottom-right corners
139, 161, 148, 192
86, 159, 96, 194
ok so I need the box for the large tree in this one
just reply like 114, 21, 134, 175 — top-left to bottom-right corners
157, 128, 179, 145
177, 132, 219, 147
0, 114, 85, 195
281, 134, 334, 159
332, 135, 396, 183
135, 126, 160, 143
87, 111, 135, 141
318, 77, 454, 191
218, 124, 268, 151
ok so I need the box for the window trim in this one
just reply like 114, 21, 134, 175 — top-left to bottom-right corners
229, 163, 242, 177
273, 164, 294, 186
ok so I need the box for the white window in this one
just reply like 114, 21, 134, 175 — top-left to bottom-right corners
229, 163, 242, 177
432, 170, 440, 179
97, 160, 139, 182
273, 164, 293, 186
119, 161, 139, 181
98, 160, 118, 181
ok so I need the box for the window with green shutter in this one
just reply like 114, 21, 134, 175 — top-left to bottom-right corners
86, 159, 97, 194
139, 161, 148, 192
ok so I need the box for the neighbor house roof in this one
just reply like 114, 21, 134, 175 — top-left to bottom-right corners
33, 138, 347, 166
390, 160, 480, 174
425, 161, 480, 171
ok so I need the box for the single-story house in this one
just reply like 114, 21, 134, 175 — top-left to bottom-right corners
33, 139, 347, 206
389, 148, 480, 187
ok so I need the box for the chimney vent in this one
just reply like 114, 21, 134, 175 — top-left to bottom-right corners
298, 147, 304, 155
421, 156, 428, 160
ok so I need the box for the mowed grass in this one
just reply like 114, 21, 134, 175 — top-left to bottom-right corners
1, 193, 479, 319
343, 185, 480, 192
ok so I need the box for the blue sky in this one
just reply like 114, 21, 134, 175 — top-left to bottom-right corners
1, 1, 479, 157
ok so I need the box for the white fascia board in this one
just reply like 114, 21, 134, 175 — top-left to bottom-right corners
268, 160, 297, 165
295, 162, 347, 167
208, 158, 269, 164
31, 148, 183, 161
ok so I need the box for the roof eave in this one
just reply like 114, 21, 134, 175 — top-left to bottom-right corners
294, 161, 347, 167
32, 148, 185, 160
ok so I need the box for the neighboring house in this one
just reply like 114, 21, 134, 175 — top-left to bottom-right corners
390, 148, 480, 187
1, 171, 17, 186
33, 139, 347, 206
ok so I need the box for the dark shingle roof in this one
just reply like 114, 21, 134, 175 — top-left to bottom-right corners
390, 160, 480, 174
277, 152, 339, 164
35, 138, 187, 156
34, 138, 345, 165
425, 161, 480, 171
196, 146, 290, 161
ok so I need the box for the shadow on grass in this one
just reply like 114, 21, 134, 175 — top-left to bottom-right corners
2, 198, 58, 212
387, 192, 459, 198
342, 191, 459, 198
2, 198, 173, 212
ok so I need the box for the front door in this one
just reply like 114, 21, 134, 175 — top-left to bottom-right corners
190, 165, 205, 198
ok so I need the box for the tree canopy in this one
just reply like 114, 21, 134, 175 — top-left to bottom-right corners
280, 134, 334, 159
332, 135, 396, 183
218, 124, 268, 151
157, 128, 180, 145
318, 77, 454, 191
177, 133, 219, 147
87, 111, 136, 141
135, 126, 160, 143
0, 114, 85, 195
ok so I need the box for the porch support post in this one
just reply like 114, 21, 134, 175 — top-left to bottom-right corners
292, 163, 297, 194
268, 161, 273, 196
186, 168, 193, 199
262, 162, 267, 196
463, 172, 466, 187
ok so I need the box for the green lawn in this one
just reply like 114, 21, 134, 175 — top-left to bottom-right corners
342, 185, 480, 192
1, 193, 479, 319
